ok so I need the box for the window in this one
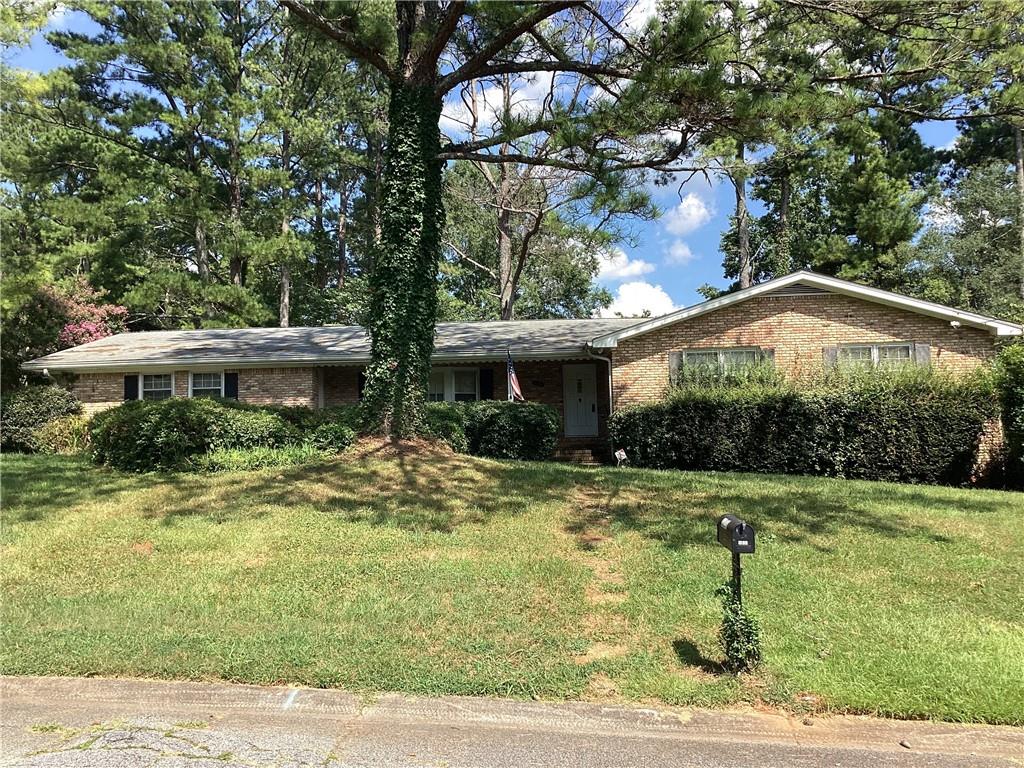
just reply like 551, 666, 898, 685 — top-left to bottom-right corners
428, 370, 446, 402
676, 348, 771, 374
141, 374, 173, 400
453, 370, 478, 402
836, 343, 913, 368
428, 368, 479, 402
190, 372, 223, 398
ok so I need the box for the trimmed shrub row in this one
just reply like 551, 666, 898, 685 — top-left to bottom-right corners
609, 371, 999, 485
424, 401, 561, 461
0, 385, 81, 452
90, 398, 356, 472
998, 344, 1024, 488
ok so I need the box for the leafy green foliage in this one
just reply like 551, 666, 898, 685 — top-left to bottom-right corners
610, 370, 998, 485
0, 385, 81, 452
32, 415, 91, 455
463, 401, 561, 462
997, 343, 1024, 488
304, 422, 357, 453
362, 84, 444, 437
716, 581, 762, 673
423, 401, 470, 453
192, 444, 328, 472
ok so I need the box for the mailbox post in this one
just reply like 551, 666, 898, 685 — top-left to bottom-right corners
716, 514, 755, 603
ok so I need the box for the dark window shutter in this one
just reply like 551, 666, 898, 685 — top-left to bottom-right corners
913, 343, 931, 367
224, 372, 239, 400
357, 370, 366, 400
760, 348, 776, 365
123, 375, 138, 401
823, 347, 839, 368
668, 351, 682, 385
479, 368, 494, 400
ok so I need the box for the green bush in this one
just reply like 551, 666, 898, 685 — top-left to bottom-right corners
610, 369, 998, 485
210, 406, 299, 450
192, 444, 327, 472
997, 344, 1024, 488
91, 397, 299, 471
463, 401, 560, 461
424, 401, 469, 452
1, 385, 81, 452
32, 414, 91, 455
305, 422, 356, 453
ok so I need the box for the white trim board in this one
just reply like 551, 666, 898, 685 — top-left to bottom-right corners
589, 270, 1023, 349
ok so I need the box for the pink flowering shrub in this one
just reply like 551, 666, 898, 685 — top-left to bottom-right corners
48, 279, 128, 349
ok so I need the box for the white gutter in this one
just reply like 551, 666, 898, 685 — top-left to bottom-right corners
586, 346, 614, 418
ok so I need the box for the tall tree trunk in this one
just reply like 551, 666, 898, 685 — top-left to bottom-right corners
1015, 125, 1024, 300
362, 81, 443, 437
734, 148, 752, 289
195, 216, 209, 282
777, 171, 791, 274
279, 129, 292, 328
313, 178, 328, 289
497, 149, 515, 320
228, 0, 245, 288
337, 182, 348, 289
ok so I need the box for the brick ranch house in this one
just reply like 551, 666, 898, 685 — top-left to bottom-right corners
24, 271, 1022, 460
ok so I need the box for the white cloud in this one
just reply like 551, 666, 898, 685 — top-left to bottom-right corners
441, 71, 557, 136
664, 193, 713, 235
597, 247, 654, 281
600, 281, 677, 318
666, 240, 698, 266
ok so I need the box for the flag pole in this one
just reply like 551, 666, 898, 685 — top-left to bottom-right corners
507, 349, 512, 402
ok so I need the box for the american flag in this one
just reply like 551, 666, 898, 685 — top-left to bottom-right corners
507, 350, 525, 402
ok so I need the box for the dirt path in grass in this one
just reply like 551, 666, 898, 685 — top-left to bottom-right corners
566, 483, 635, 699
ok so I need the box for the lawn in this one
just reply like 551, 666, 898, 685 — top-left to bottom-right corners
2, 449, 1022, 725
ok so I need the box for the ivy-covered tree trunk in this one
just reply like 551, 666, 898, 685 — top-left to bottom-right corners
362, 83, 444, 436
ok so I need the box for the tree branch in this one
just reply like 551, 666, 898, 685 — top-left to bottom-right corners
437, 1, 581, 94
279, 0, 397, 85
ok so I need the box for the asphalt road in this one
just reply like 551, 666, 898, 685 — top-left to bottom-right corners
1, 677, 1021, 768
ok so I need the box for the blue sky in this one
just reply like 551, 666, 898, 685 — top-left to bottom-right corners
8, 12, 959, 317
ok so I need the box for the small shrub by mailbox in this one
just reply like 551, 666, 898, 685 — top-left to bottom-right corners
717, 514, 755, 554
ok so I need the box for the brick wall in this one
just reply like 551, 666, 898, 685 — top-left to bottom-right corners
70, 368, 318, 412
611, 294, 998, 407
70, 373, 125, 415
321, 359, 610, 439
237, 367, 316, 407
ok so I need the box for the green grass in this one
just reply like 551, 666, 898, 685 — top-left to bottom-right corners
2, 451, 1022, 724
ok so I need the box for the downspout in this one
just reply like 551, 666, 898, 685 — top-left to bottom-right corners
586, 345, 614, 446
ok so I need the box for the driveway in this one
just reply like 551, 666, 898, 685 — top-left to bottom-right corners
1, 677, 1021, 768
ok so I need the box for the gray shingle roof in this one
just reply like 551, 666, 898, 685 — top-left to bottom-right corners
22, 318, 641, 372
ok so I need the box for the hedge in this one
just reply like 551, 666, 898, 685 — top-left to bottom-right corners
997, 344, 1024, 488
609, 371, 999, 485
33, 414, 91, 455
90, 398, 354, 472
0, 385, 81, 452
424, 401, 560, 461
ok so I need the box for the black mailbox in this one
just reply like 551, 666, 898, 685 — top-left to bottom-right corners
717, 515, 755, 554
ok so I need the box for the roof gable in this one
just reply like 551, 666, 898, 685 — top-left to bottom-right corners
589, 271, 1023, 348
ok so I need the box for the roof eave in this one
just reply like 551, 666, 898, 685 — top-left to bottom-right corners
590, 271, 1023, 346
22, 348, 596, 374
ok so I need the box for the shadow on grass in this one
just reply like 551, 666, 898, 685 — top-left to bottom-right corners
672, 638, 725, 675
146, 444, 579, 533
1, 454, 162, 523
566, 468, 1013, 552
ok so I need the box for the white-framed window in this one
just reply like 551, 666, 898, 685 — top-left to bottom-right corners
189, 371, 224, 398
141, 373, 173, 400
675, 347, 771, 373
427, 368, 480, 403
837, 343, 913, 367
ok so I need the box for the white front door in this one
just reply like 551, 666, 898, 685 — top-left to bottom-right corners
563, 363, 599, 437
